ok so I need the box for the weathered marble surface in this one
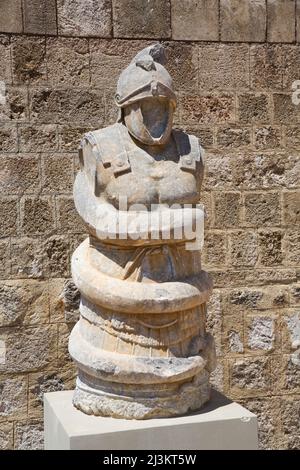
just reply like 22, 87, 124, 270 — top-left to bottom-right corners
68, 44, 216, 419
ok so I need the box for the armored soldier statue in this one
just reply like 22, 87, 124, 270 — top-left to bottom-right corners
69, 44, 216, 419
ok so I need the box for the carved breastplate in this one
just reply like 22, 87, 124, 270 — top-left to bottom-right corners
81, 123, 204, 208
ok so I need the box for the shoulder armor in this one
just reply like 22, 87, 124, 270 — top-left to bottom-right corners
172, 129, 203, 172
82, 124, 131, 177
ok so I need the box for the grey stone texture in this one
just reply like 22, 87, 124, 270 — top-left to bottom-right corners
0, 0, 23, 34
220, 0, 267, 42
14, 421, 44, 449
112, 0, 171, 38
0, 0, 299, 44
267, 0, 296, 43
171, 0, 219, 41
0, 0, 298, 450
57, 0, 112, 37
297, 0, 300, 42
22, 0, 57, 35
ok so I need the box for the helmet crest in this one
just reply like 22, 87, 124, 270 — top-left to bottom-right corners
115, 44, 176, 110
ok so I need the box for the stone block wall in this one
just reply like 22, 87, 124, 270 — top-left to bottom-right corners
0, 0, 299, 450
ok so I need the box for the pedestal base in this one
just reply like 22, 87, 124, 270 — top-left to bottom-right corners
44, 390, 258, 450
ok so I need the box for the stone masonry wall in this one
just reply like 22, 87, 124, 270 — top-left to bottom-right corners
0, 0, 299, 450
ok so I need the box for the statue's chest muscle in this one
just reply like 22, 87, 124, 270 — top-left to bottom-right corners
104, 158, 199, 207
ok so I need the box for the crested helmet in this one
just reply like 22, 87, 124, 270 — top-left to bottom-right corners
115, 44, 177, 110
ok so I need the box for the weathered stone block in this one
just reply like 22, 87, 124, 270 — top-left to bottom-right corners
0, 123, 18, 152
0, 0, 23, 34
0, 279, 49, 326
282, 310, 300, 351
283, 191, 300, 225
206, 290, 222, 357
230, 356, 272, 397
0, 340, 5, 366
209, 361, 225, 393
229, 231, 258, 267
285, 126, 300, 148
280, 397, 300, 449
181, 94, 235, 125
250, 45, 283, 91
0, 376, 28, 419
222, 286, 289, 314
202, 232, 227, 268
43, 236, 70, 278
216, 127, 251, 149
246, 314, 277, 353
232, 152, 300, 189
14, 421, 44, 450
213, 192, 242, 228
171, 0, 218, 41
199, 44, 250, 91
222, 315, 244, 355
258, 230, 283, 266
20, 196, 55, 235
0, 155, 40, 195
267, 0, 295, 43
289, 285, 300, 305
275, 354, 300, 393
0, 422, 13, 450
244, 398, 280, 449
29, 88, 106, 126
11, 36, 47, 84
22, 0, 57, 35
244, 192, 281, 227
0, 326, 57, 373
220, 0, 266, 42
297, 0, 300, 42
282, 45, 300, 90
0, 86, 28, 122
56, 196, 86, 233
273, 93, 300, 124
28, 367, 76, 418
283, 230, 300, 265
254, 126, 282, 149
46, 38, 90, 86
163, 42, 198, 92
19, 124, 58, 152
198, 191, 212, 229
0, 197, 18, 236
10, 237, 43, 279
204, 153, 233, 190
49, 278, 80, 323
0, 239, 10, 279
0, 35, 12, 84
58, 125, 93, 152
181, 126, 214, 149
113, 0, 171, 38
41, 154, 74, 194
213, 269, 296, 289
238, 93, 270, 124
57, 0, 112, 37
58, 323, 74, 366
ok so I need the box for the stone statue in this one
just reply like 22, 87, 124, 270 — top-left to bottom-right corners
68, 44, 216, 419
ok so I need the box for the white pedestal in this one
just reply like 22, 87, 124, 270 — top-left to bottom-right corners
44, 390, 258, 450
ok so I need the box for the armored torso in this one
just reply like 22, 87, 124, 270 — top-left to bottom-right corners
69, 44, 216, 420
80, 123, 204, 209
